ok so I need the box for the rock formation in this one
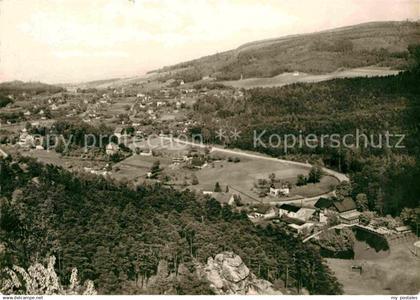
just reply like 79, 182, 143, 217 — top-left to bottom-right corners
201, 251, 282, 295
138, 251, 282, 295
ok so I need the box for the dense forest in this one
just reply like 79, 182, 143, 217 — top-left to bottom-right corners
0, 81, 64, 96
0, 156, 342, 294
192, 45, 420, 217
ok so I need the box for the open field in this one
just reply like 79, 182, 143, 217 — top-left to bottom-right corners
11, 135, 340, 205
107, 97, 136, 114
109, 137, 339, 203
192, 156, 338, 201
18, 148, 107, 171
194, 158, 305, 192
112, 153, 171, 181
221, 67, 400, 89
290, 175, 338, 198
326, 238, 420, 295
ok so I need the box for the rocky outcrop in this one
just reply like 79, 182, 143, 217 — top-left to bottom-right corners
137, 252, 282, 295
201, 251, 282, 295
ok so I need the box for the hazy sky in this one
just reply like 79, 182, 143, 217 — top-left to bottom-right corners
0, 0, 419, 83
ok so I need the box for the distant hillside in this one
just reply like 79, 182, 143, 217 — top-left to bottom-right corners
0, 80, 65, 95
61, 75, 158, 90
155, 21, 420, 80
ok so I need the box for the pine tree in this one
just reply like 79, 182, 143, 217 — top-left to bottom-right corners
214, 182, 222, 192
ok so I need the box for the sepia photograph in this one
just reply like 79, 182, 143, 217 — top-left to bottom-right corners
0, 0, 419, 298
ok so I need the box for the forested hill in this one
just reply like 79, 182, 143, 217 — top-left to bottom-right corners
0, 81, 65, 96
0, 156, 342, 295
153, 21, 420, 81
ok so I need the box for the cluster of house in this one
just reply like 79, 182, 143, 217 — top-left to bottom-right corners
128, 90, 189, 125
247, 196, 360, 234
23, 93, 73, 122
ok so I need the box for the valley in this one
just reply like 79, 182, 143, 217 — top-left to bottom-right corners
1, 19, 419, 296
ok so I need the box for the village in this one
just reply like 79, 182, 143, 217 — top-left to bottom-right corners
0, 78, 415, 248
1, 76, 419, 289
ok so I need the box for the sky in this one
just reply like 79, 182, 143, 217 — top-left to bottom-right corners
0, 0, 419, 83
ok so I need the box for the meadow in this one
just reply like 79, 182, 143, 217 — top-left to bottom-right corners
221, 67, 400, 89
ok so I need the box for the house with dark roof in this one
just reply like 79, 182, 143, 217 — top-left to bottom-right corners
332, 197, 360, 224
314, 196, 357, 213
278, 204, 301, 218
339, 210, 361, 224
332, 197, 357, 213
314, 197, 360, 224
278, 204, 316, 222
314, 197, 333, 212
248, 206, 278, 220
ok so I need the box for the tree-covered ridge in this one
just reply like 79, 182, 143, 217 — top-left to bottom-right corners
155, 21, 420, 80
0, 81, 65, 96
194, 70, 419, 146
0, 156, 342, 294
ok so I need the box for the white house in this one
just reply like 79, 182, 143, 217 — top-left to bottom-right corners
270, 183, 290, 196
106, 143, 119, 155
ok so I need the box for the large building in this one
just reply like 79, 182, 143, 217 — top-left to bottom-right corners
314, 197, 360, 224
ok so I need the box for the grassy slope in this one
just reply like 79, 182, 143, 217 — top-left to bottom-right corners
221, 67, 400, 89
326, 238, 420, 295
